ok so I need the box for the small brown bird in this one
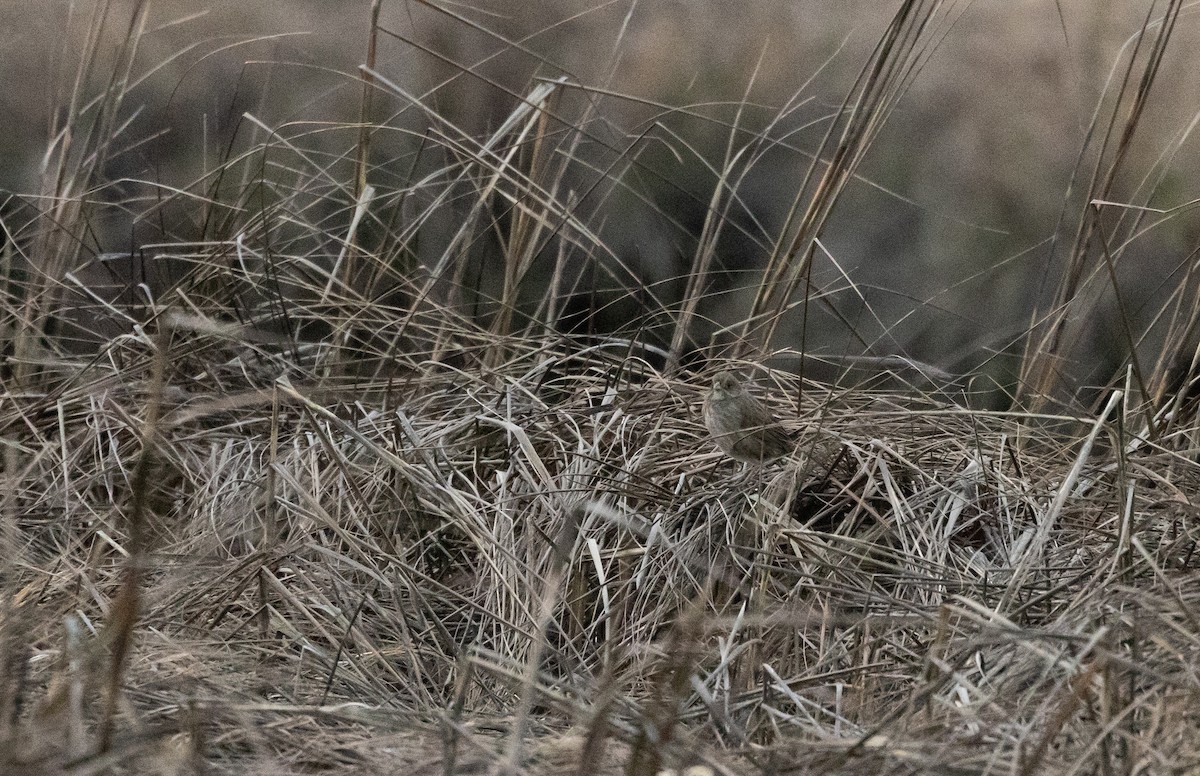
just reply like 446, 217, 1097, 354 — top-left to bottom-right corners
703, 370, 796, 464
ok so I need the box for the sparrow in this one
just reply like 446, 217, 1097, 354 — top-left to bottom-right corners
703, 370, 795, 464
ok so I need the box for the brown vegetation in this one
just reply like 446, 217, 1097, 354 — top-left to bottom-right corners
3, 1, 1200, 773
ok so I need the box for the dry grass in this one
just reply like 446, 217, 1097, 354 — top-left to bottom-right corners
6, 304, 1200, 774
4, 1, 1200, 774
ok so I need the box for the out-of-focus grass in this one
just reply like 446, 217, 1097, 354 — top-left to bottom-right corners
4, 1, 1200, 398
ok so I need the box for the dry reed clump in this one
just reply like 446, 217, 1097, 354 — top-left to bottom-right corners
3, 299, 1200, 773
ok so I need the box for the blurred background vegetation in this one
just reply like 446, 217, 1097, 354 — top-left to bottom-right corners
3, 0, 1199, 407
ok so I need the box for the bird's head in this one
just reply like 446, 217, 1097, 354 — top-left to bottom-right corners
710, 371, 744, 399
